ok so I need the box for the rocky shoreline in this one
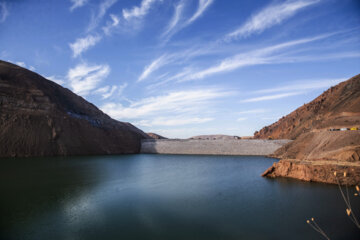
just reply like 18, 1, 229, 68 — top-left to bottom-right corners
262, 159, 360, 185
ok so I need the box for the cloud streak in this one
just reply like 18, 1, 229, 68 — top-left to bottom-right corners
0, 1, 9, 23
87, 0, 117, 32
226, 0, 320, 40
171, 33, 335, 82
161, 0, 214, 42
70, 0, 88, 12
187, 0, 214, 24
138, 54, 169, 82
254, 78, 346, 94
123, 0, 160, 21
67, 62, 110, 96
241, 92, 304, 103
69, 35, 102, 58
101, 88, 232, 119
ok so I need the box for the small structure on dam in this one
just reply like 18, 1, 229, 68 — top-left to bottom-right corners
141, 139, 292, 156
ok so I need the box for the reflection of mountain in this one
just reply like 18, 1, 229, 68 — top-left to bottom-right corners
0, 60, 148, 157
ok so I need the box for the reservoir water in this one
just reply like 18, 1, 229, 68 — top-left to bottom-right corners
0, 154, 359, 240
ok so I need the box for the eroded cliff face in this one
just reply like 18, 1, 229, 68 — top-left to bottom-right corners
0, 60, 148, 157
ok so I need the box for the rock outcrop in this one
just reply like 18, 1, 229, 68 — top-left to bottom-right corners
147, 132, 167, 139
0, 60, 149, 157
259, 74, 360, 185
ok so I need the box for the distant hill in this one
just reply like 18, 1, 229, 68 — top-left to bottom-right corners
147, 132, 167, 139
0, 60, 149, 157
254, 74, 360, 140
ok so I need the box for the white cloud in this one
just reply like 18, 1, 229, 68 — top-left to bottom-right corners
0, 1, 9, 23
136, 117, 213, 127
46, 75, 65, 85
226, 0, 320, 40
103, 14, 120, 35
175, 34, 333, 82
161, 0, 213, 43
93, 83, 127, 99
87, 0, 117, 32
254, 78, 346, 94
101, 88, 231, 119
69, 35, 102, 58
187, 0, 214, 24
237, 117, 247, 121
123, 0, 161, 21
70, 0, 88, 12
238, 109, 268, 114
67, 63, 110, 96
138, 54, 169, 82
162, 1, 185, 38
29, 66, 36, 71
241, 91, 304, 103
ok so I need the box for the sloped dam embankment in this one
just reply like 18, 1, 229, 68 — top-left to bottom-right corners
140, 139, 292, 156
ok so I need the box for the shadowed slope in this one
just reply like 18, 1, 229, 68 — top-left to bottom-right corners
0, 60, 148, 157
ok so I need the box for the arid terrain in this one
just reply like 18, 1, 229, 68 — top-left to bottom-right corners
259, 74, 360, 185
0, 60, 148, 157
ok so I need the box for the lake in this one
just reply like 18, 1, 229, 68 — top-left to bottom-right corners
0, 154, 359, 240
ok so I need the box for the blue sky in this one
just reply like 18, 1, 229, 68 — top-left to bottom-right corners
1, 0, 359, 138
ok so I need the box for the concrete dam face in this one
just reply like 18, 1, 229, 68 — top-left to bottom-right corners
141, 139, 292, 156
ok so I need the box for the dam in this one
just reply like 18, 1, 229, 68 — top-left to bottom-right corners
140, 139, 292, 156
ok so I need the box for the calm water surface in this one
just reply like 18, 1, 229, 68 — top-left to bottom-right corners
0, 154, 359, 240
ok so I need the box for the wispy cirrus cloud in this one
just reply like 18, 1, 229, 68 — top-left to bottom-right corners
170, 33, 336, 82
94, 83, 127, 99
254, 78, 346, 94
226, 0, 320, 40
187, 0, 214, 24
137, 54, 169, 82
87, 0, 118, 32
0, 1, 9, 23
103, 14, 120, 35
123, 0, 161, 21
238, 109, 268, 114
101, 88, 232, 119
136, 116, 213, 127
67, 62, 110, 96
162, 0, 185, 38
162, 0, 214, 42
70, 0, 88, 12
241, 91, 304, 103
69, 34, 102, 58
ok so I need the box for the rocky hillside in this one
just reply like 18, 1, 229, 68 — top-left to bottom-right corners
0, 60, 149, 157
260, 74, 360, 185
254, 74, 360, 140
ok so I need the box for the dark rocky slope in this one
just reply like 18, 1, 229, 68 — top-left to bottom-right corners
0, 60, 148, 157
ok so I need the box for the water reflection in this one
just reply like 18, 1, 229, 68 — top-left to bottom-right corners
0, 154, 359, 240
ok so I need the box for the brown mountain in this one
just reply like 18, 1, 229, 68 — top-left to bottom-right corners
147, 132, 167, 139
0, 60, 149, 157
260, 74, 360, 185
254, 74, 360, 140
